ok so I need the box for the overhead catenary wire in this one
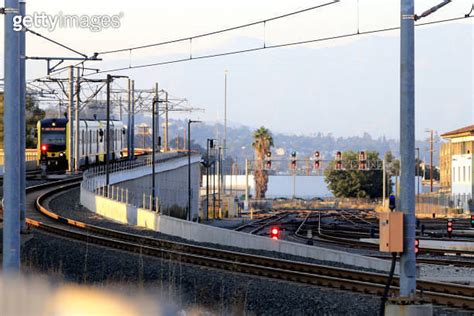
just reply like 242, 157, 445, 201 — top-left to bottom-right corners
85, 14, 473, 77
95, 1, 340, 56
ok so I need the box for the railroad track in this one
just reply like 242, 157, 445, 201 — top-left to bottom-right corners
20, 179, 474, 311
234, 212, 291, 234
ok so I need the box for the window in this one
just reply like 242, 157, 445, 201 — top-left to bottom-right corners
453, 167, 456, 183
463, 166, 466, 182
458, 167, 461, 182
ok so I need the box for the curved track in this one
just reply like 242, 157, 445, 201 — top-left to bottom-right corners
19, 179, 474, 311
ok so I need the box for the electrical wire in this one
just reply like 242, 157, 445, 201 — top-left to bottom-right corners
96, 1, 339, 55
85, 14, 473, 77
25, 28, 88, 58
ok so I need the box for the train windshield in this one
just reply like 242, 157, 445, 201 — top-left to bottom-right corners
41, 131, 66, 145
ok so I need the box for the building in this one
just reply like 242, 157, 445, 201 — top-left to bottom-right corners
440, 125, 474, 210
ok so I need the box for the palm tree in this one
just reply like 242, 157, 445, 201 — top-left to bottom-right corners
252, 127, 274, 199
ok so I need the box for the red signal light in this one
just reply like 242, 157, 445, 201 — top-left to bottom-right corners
266, 161, 272, 169
447, 219, 453, 237
41, 144, 47, 152
336, 161, 342, 170
414, 239, 420, 255
314, 161, 320, 169
270, 226, 280, 240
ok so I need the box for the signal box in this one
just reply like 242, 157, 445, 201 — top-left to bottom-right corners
379, 212, 403, 252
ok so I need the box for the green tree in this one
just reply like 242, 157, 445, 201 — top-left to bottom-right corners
26, 95, 45, 148
324, 151, 383, 198
252, 127, 274, 199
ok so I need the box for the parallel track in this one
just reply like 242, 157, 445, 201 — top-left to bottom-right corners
22, 180, 474, 311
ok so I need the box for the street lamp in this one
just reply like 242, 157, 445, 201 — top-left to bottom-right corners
106, 74, 128, 188
187, 119, 201, 221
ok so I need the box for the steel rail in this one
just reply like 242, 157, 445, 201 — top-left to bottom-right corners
26, 182, 474, 310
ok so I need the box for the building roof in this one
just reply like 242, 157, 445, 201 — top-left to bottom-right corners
441, 125, 474, 138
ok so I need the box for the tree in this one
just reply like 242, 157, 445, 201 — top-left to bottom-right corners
252, 127, 274, 199
26, 95, 45, 148
324, 151, 383, 198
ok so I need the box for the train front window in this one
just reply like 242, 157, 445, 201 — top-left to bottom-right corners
41, 132, 66, 145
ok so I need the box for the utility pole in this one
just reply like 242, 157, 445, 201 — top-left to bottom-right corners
19, 0, 27, 233
3, 0, 21, 272
399, 0, 417, 300
151, 83, 158, 211
164, 91, 169, 152
416, 147, 420, 202
382, 159, 386, 207
106, 74, 112, 187
187, 119, 201, 220
429, 130, 434, 192
68, 66, 74, 172
127, 79, 132, 159
74, 67, 80, 171
130, 80, 135, 159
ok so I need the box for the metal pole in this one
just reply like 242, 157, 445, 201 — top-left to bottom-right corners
416, 147, 420, 202
206, 139, 210, 221
152, 83, 158, 211
187, 120, 191, 220
399, 0, 416, 298
74, 67, 80, 171
127, 79, 132, 159
430, 130, 433, 192
105, 75, 111, 187
224, 70, 228, 158
217, 147, 221, 218
19, 0, 27, 232
131, 80, 135, 159
383, 159, 386, 207
3, 0, 21, 272
164, 91, 169, 152
245, 159, 249, 211
223, 70, 228, 194
68, 66, 74, 172
212, 150, 216, 218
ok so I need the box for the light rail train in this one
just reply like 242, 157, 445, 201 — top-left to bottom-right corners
37, 118, 126, 170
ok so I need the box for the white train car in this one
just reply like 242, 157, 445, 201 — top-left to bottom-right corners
78, 119, 126, 166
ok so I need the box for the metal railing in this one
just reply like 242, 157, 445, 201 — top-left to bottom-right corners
82, 152, 186, 212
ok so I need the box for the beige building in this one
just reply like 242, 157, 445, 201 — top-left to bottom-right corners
439, 125, 474, 199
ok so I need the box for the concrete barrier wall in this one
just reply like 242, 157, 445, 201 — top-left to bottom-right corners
81, 186, 395, 272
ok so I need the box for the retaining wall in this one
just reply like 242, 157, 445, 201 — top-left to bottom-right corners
81, 186, 397, 272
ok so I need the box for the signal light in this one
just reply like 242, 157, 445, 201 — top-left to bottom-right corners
335, 161, 342, 170
291, 160, 297, 169
471, 215, 474, 228
291, 151, 297, 158
359, 161, 366, 170
314, 151, 320, 159
265, 161, 272, 169
314, 160, 320, 169
447, 219, 453, 238
266, 151, 272, 158
414, 238, 420, 256
335, 151, 342, 160
41, 144, 47, 152
270, 226, 280, 240
359, 151, 366, 161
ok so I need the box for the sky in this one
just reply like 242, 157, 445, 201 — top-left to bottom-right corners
0, 0, 473, 139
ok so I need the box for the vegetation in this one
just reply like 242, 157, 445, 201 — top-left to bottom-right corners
252, 127, 274, 199
324, 151, 383, 198
26, 95, 45, 148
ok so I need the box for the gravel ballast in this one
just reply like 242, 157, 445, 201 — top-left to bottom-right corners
1, 186, 467, 315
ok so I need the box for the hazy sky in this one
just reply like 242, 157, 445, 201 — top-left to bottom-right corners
1, 0, 473, 138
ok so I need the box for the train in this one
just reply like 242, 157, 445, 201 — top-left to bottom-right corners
37, 118, 126, 170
